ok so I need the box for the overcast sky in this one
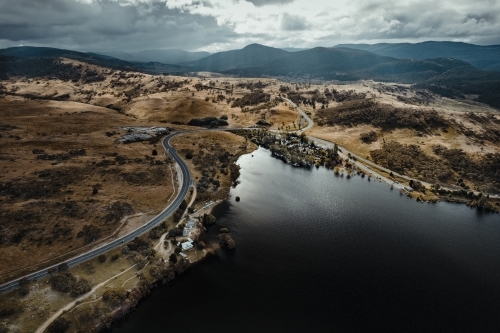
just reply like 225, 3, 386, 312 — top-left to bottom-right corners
0, 0, 499, 52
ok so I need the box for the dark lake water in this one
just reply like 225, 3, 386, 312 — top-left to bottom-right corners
112, 147, 500, 333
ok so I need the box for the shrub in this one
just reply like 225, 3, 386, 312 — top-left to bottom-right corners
169, 253, 178, 264
360, 131, 378, 143
98, 254, 106, 263
47, 317, 70, 333
58, 263, 69, 272
0, 301, 23, 317
77, 225, 102, 244
49, 272, 77, 293
18, 278, 30, 296
201, 213, 216, 226
70, 278, 91, 297
103, 287, 127, 307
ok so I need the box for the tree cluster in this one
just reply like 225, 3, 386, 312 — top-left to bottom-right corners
316, 99, 447, 131
360, 131, 378, 143
370, 141, 451, 182
433, 145, 500, 192
49, 272, 91, 297
231, 90, 270, 108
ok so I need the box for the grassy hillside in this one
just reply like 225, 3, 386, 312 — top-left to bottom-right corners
98, 49, 211, 65
0, 46, 135, 70
225, 47, 474, 82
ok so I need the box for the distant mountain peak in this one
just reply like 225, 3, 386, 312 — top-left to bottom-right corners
243, 43, 276, 50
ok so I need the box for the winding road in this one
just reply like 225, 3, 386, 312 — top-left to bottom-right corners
0, 131, 192, 294
282, 97, 314, 132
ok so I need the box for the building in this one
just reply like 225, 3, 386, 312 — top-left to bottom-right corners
404, 186, 414, 192
181, 241, 194, 251
185, 219, 196, 229
182, 228, 190, 237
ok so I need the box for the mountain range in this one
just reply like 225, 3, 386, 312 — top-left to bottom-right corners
98, 49, 210, 65
1, 42, 500, 108
336, 41, 500, 72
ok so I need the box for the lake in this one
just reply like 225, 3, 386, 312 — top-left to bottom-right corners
112, 147, 500, 333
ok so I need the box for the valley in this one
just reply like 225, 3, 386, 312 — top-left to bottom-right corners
0, 43, 499, 333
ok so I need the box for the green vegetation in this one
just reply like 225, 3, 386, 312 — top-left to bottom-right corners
47, 317, 71, 333
49, 272, 91, 297
315, 99, 447, 131
231, 90, 270, 108
103, 287, 128, 307
360, 131, 378, 144
371, 141, 500, 193
187, 116, 228, 127
200, 213, 216, 226
370, 141, 450, 182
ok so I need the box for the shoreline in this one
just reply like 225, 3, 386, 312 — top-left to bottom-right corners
235, 128, 499, 213
49, 132, 249, 333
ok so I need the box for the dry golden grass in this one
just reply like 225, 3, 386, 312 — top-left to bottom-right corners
171, 130, 256, 202
0, 96, 175, 282
2, 65, 499, 285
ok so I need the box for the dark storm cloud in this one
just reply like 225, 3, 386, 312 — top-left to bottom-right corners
0, 0, 238, 51
0, 0, 499, 51
321, 0, 500, 45
280, 13, 308, 31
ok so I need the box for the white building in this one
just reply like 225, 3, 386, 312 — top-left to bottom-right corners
181, 241, 194, 251
185, 219, 196, 229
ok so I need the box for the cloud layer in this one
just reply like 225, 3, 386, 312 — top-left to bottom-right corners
0, 0, 499, 52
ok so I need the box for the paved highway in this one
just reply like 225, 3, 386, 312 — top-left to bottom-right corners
0, 131, 192, 294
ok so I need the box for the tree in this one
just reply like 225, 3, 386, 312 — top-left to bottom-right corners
98, 254, 106, 263
47, 317, 70, 333
102, 287, 127, 307
18, 278, 30, 296
201, 213, 216, 226
152, 149, 158, 156
70, 278, 91, 297
58, 263, 69, 272
77, 225, 101, 245
169, 253, 177, 264
49, 272, 76, 293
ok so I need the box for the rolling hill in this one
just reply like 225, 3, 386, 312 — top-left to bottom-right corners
336, 41, 500, 72
98, 49, 211, 65
223, 46, 475, 82
1, 44, 500, 108
0, 46, 135, 70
